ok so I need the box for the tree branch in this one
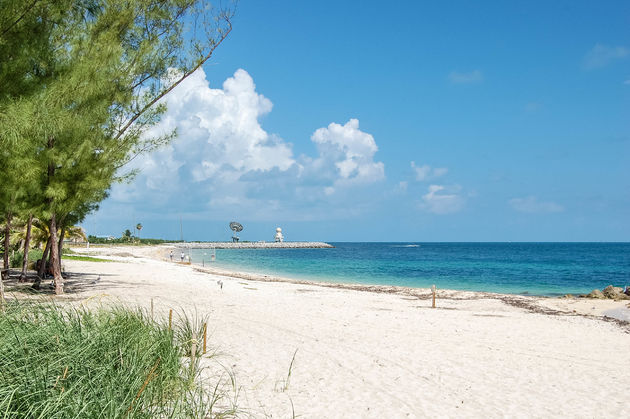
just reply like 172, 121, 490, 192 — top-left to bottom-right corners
114, 16, 232, 141
0, 0, 39, 37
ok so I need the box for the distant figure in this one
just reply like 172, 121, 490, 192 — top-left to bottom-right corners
169, 250, 173, 261
217, 280, 223, 289
275, 227, 284, 242
180, 252, 185, 262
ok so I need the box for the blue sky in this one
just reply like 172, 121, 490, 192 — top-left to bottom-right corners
84, 0, 630, 242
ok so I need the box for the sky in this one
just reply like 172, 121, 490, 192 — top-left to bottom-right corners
84, 0, 630, 242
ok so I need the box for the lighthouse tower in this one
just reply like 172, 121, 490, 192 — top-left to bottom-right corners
274, 227, 284, 242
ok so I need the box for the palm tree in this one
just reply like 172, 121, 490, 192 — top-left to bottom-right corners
136, 223, 142, 242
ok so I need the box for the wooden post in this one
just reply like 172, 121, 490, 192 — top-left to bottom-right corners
431, 284, 436, 308
203, 322, 207, 354
168, 309, 173, 330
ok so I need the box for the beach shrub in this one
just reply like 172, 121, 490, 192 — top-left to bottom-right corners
0, 301, 235, 418
9, 251, 23, 268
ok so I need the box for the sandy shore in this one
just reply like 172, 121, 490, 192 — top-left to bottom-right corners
9, 245, 630, 417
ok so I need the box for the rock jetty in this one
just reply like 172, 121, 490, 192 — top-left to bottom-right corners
173, 241, 334, 249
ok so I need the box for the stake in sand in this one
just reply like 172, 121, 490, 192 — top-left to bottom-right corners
431, 284, 436, 308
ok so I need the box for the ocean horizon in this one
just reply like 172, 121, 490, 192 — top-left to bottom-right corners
187, 242, 630, 296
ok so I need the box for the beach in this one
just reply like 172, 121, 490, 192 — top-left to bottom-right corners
15, 245, 630, 418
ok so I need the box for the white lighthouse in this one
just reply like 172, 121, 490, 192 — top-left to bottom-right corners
274, 227, 284, 242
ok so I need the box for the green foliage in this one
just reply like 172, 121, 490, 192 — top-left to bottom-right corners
9, 251, 23, 268
0, 1, 235, 288
87, 234, 176, 245
28, 248, 44, 263
60, 255, 110, 262
0, 301, 236, 418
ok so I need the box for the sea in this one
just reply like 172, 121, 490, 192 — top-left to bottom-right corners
188, 242, 630, 296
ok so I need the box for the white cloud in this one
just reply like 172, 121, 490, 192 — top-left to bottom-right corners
311, 119, 385, 186
509, 196, 564, 213
448, 70, 483, 84
583, 44, 629, 69
420, 184, 464, 214
411, 162, 448, 181
112, 68, 384, 218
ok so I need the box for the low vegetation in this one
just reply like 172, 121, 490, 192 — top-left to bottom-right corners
87, 234, 180, 245
0, 301, 236, 418
59, 255, 111, 262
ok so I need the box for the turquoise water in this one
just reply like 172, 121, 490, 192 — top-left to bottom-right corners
188, 242, 630, 296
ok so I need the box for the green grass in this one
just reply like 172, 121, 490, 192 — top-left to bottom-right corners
61, 255, 110, 262
0, 301, 236, 418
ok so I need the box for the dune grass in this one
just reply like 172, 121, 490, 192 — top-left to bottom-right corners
0, 301, 236, 418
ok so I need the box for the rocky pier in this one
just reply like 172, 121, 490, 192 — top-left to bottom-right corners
173, 241, 334, 249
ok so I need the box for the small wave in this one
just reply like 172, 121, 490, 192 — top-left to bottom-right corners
392, 244, 420, 248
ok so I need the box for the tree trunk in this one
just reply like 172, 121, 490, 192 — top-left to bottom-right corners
34, 234, 52, 289
49, 214, 63, 294
2, 213, 11, 281
19, 214, 33, 282
57, 226, 65, 271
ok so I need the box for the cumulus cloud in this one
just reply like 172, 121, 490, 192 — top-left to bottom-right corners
310, 119, 384, 191
419, 184, 464, 214
583, 44, 629, 69
448, 70, 483, 84
509, 196, 564, 213
411, 162, 448, 181
112, 68, 384, 218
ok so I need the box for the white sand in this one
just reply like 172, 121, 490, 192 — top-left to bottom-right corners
32, 246, 630, 417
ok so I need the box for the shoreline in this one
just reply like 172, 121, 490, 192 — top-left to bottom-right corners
175, 242, 628, 298
8, 244, 630, 417
78, 244, 630, 326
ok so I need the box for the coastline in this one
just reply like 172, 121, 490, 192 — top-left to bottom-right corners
79, 244, 630, 324
154, 245, 630, 324
10, 244, 628, 417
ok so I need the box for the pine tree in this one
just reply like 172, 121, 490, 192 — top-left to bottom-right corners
0, 0, 234, 294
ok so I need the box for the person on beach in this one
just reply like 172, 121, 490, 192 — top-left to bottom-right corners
180, 252, 185, 262
169, 250, 173, 261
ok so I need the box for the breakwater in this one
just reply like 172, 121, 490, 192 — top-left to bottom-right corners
173, 241, 334, 249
